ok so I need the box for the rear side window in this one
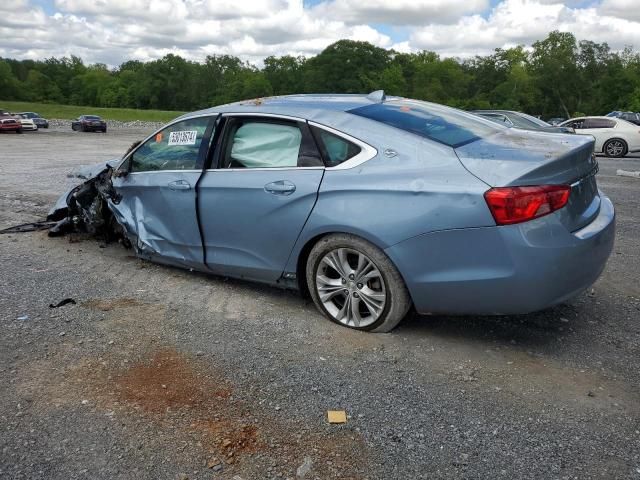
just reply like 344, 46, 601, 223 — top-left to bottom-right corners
584, 118, 616, 129
349, 100, 502, 148
311, 126, 361, 167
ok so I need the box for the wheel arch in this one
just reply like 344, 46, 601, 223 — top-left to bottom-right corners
293, 228, 408, 299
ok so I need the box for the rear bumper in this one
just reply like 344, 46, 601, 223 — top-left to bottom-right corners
386, 194, 615, 315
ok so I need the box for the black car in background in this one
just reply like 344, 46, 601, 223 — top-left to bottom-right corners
472, 110, 575, 133
606, 111, 640, 126
72, 115, 107, 132
18, 111, 49, 128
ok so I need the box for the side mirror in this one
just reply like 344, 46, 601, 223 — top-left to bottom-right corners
113, 156, 132, 178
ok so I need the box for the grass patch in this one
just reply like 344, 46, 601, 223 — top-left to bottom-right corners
0, 100, 185, 122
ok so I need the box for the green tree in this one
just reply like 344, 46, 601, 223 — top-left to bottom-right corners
303, 40, 392, 93
23, 70, 63, 103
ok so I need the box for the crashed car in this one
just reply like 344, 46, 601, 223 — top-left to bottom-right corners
49, 92, 615, 332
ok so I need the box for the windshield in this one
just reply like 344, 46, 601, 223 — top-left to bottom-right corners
84, 116, 101, 120
349, 100, 503, 148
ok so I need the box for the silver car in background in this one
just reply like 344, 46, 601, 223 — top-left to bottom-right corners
50, 93, 615, 332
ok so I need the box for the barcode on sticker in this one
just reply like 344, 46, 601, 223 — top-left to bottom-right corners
168, 130, 198, 145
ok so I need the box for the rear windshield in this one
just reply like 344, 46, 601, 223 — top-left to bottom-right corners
349, 100, 502, 148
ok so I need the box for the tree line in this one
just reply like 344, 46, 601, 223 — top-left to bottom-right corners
1, 31, 639, 118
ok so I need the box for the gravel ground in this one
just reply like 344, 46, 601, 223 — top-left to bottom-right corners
1, 126, 639, 480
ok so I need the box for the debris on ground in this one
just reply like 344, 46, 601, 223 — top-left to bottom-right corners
327, 410, 347, 424
296, 456, 313, 478
616, 169, 640, 178
0, 221, 57, 234
49, 298, 77, 308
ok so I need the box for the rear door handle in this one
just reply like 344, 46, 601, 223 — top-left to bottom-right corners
264, 180, 296, 195
168, 180, 191, 190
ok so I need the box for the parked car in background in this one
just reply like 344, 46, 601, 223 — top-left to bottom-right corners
606, 111, 640, 126
72, 115, 107, 132
560, 116, 640, 158
0, 109, 22, 133
547, 117, 566, 126
18, 111, 49, 128
472, 110, 574, 133
14, 114, 38, 131
49, 93, 614, 332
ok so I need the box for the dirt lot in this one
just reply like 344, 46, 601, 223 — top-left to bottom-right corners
1, 127, 639, 480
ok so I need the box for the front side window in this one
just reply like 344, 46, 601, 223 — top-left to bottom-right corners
130, 117, 211, 172
311, 126, 361, 167
350, 100, 503, 148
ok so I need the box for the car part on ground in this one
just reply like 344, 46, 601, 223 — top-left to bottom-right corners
48, 93, 615, 332
560, 116, 640, 157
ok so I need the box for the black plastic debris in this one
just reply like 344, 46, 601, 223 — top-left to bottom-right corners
49, 298, 77, 308
0, 221, 57, 234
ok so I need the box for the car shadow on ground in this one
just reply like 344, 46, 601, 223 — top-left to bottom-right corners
396, 303, 580, 350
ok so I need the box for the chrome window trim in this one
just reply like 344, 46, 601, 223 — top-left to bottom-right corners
127, 170, 203, 175
205, 167, 324, 172
221, 112, 305, 122
308, 121, 378, 170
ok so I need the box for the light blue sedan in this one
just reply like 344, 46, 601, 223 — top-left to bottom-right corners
50, 92, 615, 332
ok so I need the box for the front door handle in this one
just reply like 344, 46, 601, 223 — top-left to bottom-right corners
168, 180, 191, 190
264, 180, 296, 195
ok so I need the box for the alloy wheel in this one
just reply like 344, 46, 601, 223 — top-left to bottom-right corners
315, 248, 386, 328
606, 140, 625, 157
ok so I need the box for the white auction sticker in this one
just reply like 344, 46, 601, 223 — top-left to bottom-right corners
168, 130, 198, 146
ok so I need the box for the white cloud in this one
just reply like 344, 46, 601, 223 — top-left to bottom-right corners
410, 0, 640, 57
310, 0, 489, 25
0, 0, 639, 66
600, 0, 640, 22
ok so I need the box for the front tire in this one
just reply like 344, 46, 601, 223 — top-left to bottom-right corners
604, 138, 628, 158
306, 234, 411, 332
16, 128, 22, 134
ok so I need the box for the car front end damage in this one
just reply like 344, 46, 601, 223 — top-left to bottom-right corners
47, 161, 128, 242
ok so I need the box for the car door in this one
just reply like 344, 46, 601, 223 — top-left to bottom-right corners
110, 115, 216, 269
197, 114, 325, 283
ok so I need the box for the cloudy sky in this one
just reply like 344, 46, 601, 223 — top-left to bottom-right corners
1, 0, 639, 66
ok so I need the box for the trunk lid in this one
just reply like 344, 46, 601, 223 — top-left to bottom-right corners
455, 129, 600, 232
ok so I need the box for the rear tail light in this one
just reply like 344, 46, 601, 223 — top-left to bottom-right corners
484, 185, 571, 225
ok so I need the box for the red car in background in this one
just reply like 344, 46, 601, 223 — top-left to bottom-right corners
0, 109, 23, 133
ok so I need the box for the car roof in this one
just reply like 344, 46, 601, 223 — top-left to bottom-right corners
180, 93, 404, 120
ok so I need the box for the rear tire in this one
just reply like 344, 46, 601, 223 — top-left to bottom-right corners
604, 138, 628, 158
306, 234, 411, 332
